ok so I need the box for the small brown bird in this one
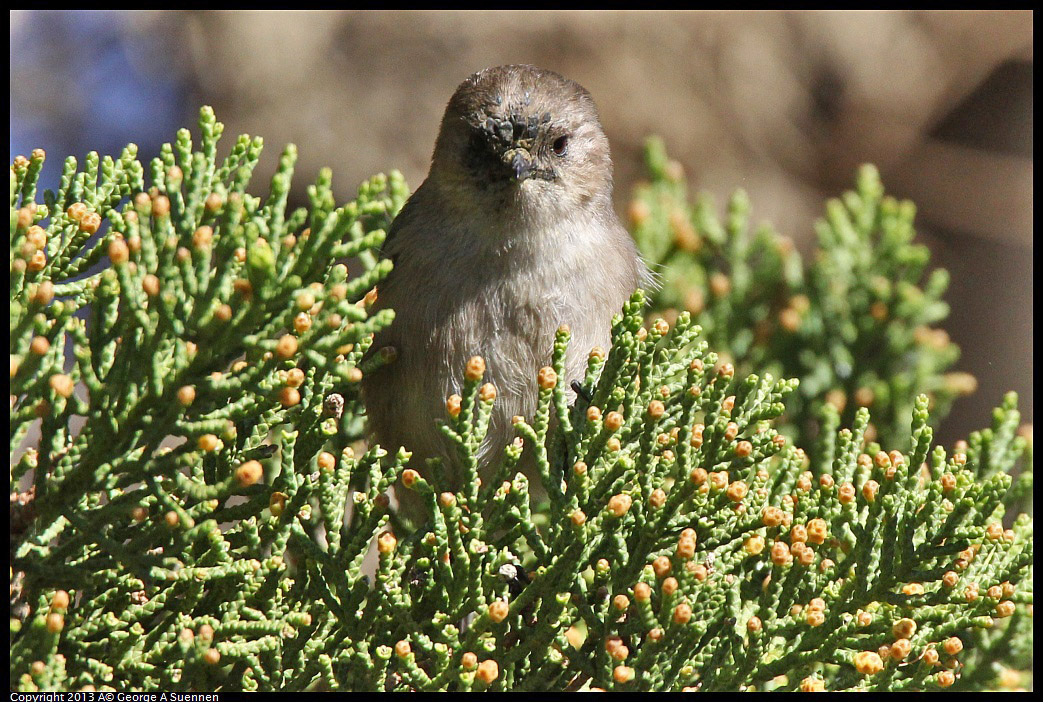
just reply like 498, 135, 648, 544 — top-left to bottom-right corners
363, 65, 649, 493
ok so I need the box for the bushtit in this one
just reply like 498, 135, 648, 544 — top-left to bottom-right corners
362, 64, 648, 493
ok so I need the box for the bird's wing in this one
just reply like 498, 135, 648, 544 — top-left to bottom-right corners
379, 181, 428, 264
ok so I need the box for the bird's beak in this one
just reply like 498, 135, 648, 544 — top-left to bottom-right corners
504, 148, 535, 181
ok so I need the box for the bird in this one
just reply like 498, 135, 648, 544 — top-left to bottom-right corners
361, 64, 649, 499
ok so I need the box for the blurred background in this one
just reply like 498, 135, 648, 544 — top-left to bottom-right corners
9, 10, 1032, 446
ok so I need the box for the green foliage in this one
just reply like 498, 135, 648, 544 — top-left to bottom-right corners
630, 138, 971, 452
9, 110, 1032, 692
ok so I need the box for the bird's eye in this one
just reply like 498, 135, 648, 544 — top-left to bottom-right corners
552, 135, 570, 156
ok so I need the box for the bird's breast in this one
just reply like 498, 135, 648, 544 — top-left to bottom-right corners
377, 209, 629, 393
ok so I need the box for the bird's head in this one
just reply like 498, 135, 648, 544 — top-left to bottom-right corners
431, 65, 614, 218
